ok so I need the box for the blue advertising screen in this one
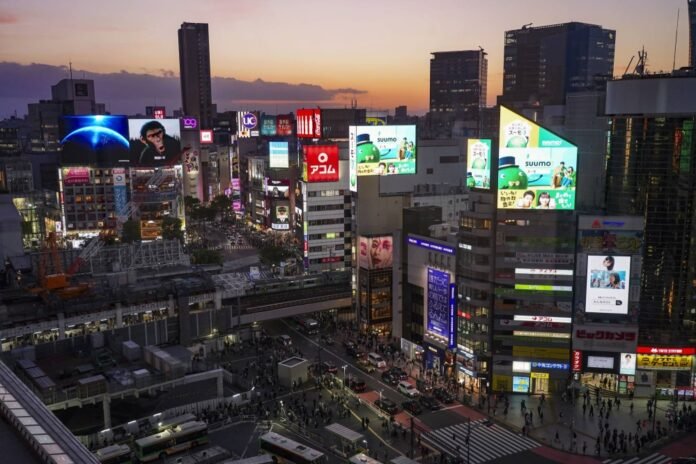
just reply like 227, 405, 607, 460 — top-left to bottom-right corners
427, 268, 450, 338
60, 115, 129, 165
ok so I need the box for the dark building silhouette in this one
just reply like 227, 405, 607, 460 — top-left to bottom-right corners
605, 74, 696, 347
429, 50, 487, 137
689, 0, 696, 67
178, 22, 214, 128
501, 22, 615, 107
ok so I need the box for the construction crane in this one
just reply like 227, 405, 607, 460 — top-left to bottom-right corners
30, 232, 102, 299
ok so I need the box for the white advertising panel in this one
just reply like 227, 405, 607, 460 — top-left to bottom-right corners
588, 356, 614, 369
620, 353, 636, 375
586, 255, 631, 314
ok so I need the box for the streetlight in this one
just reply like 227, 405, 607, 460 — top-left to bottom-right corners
379, 389, 383, 403
342, 365, 348, 390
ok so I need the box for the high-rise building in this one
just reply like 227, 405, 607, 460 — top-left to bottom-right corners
178, 22, 214, 129
605, 74, 696, 345
689, 0, 696, 67
501, 22, 615, 107
430, 50, 488, 120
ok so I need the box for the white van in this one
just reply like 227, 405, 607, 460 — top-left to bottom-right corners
368, 352, 386, 368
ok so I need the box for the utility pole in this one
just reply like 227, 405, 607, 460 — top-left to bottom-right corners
410, 416, 414, 458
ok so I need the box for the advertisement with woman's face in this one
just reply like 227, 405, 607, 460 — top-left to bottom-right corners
358, 236, 393, 269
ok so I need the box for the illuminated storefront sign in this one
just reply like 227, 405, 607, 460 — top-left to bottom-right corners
637, 354, 693, 371
304, 145, 339, 182
531, 361, 569, 371
514, 331, 570, 339
515, 268, 574, 276
572, 350, 583, 372
181, 117, 198, 130
407, 236, 456, 256
515, 284, 572, 291
531, 372, 550, 379
637, 346, 696, 355
513, 346, 569, 361
512, 361, 531, 373
512, 376, 530, 393
514, 315, 571, 324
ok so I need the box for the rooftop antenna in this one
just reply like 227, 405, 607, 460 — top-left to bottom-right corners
522, 23, 533, 30
623, 55, 635, 77
635, 47, 647, 76
672, 8, 680, 71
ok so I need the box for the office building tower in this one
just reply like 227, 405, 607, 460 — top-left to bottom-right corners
178, 22, 214, 129
429, 50, 487, 138
605, 74, 696, 345
430, 50, 487, 119
690, 0, 696, 67
501, 22, 615, 107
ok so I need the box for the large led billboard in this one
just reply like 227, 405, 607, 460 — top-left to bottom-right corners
269, 141, 289, 168
304, 145, 339, 182
260, 115, 277, 136
349, 125, 416, 177
128, 119, 182, 166
358, 236, 393, 269
60, 115, 129, 165
585, 255, 631, 314
426, 268, 453, 342
276, 115, 293, 136
467, 139, 491, 189
497, 106, 577, 210
271, 202, 290, 230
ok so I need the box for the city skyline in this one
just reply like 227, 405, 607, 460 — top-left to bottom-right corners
0, 0, 690, 117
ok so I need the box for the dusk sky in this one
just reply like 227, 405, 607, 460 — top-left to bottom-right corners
0, 0, 690, 117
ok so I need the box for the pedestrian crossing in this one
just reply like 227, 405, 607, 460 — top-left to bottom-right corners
422, 419, 539, 464
602, 453, 672, 464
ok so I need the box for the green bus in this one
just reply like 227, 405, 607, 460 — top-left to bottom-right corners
134, 420, 208, 462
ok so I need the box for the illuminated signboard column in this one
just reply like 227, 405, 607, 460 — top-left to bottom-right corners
491, 106, 578, 394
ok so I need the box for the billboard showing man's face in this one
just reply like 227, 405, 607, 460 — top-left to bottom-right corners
128, 119, 182, 166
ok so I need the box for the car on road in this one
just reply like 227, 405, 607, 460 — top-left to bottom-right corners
398, 381, 420, 398
419, 395, 441, 411
368, 352, 387, 368
402, 400, 422, 416
356, 360, 376, 374
385, 367, 408, 380
433, 387, 455, 404
375, 398, 399, 415
343, 340, 356, 350
381, 370, 400, 385
320, 334, 335, 345
348, 377, 367, 393
276, 335, 292, 347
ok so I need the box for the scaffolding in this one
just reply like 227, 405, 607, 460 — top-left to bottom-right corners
87, 239, 190, 274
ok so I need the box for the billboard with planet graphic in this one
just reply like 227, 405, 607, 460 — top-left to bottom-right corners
497, 106, 577, 210
60, 115, 130, 166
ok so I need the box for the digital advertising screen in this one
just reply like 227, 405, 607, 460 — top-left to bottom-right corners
358, 236, 393, 269
585, 255, 631, 314
587, 356, 615, 370
276, 115, 294, 136
60, 115, 129, 165
269, 141, 289, 168
426, 268, 450, 338
512, 376, 530, 393
349, 125, 416, 177
620, 353, 636, 375
181, 116, 198, 131
497, 106, 577, 210
128, 119, 182, 167
261, 115, 277, 136
467, 139, 491, 189
271, 202, 290, 230
265, 179, 289, 198
304, 145, 339, 182
61, 167, 91, 185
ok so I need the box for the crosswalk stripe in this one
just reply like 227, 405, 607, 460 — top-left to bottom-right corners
423, 419, 539, 464
601, 453, 672, 464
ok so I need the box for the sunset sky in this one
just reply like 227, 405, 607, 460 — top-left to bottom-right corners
0, 0, 691, 115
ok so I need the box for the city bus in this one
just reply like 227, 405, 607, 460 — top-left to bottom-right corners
259, 432, 327, 464
94, 444, 132, 464
134, 420, 208, 462
155, 413, 197, 432
349, 453, 384, 464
